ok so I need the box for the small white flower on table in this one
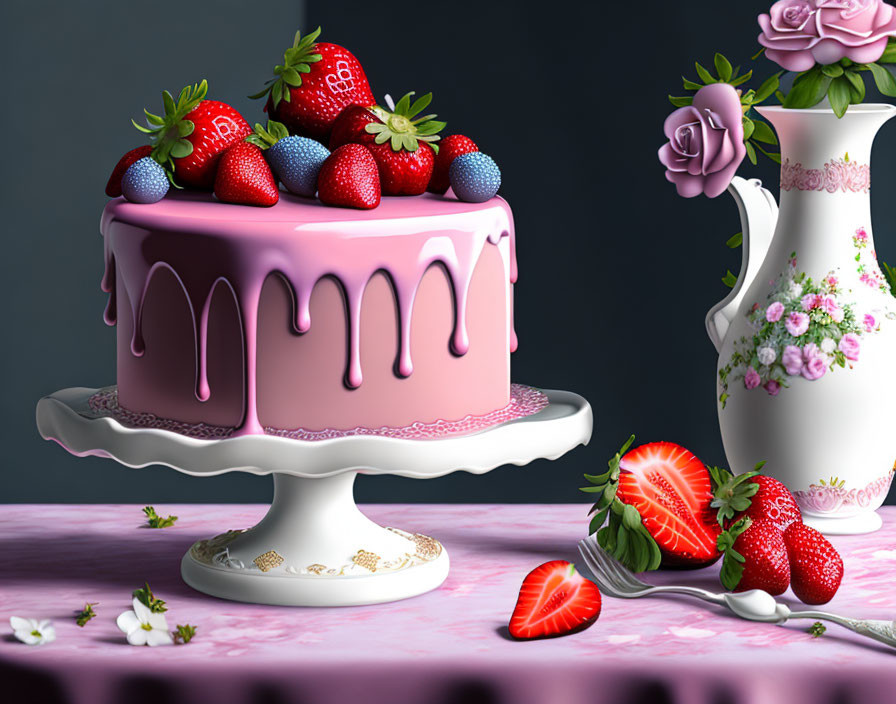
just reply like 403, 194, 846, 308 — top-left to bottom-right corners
116, 597, 173, 646
10, 617, 56, 645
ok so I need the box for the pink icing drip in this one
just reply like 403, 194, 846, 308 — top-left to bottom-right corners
101, 192, 516, 434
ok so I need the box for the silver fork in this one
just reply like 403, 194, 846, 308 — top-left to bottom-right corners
578, 534, 896, 649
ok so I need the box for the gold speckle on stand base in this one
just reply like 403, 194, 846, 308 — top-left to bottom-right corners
351, 550, 381, 572
305, 563, 327, 575
253, 550, 285, 572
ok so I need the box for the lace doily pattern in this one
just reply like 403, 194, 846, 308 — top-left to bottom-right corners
87, 384, 548, 441
780, 158, 870, 194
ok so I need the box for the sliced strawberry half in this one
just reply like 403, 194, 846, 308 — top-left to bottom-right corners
616, 441, 721, 565
508, 561, 601, 640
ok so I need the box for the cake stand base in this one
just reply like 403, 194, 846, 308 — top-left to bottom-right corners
37, 385, 592, 606
181, 473, 449, 606
803, 511, 883, 535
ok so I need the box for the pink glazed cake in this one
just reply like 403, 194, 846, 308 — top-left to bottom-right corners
100, 190, 518, 436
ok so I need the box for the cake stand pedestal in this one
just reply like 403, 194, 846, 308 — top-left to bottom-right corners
36, 386, 592, 606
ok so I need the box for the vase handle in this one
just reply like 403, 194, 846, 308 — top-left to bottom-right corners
705, 176, 778, 352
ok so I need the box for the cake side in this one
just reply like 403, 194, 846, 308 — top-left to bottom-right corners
102, 192, 517, 434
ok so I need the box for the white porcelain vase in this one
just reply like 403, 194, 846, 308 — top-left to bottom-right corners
707, 103, 896, 535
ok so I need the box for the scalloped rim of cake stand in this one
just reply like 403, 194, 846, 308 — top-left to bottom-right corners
35, 385, 592, 479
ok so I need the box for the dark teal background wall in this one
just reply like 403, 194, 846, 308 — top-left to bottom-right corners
2, 0, 895, 506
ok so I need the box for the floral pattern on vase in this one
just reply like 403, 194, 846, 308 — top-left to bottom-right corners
793, 469, 895, 515
717, 233, 886, 406
780, 156, 870, 193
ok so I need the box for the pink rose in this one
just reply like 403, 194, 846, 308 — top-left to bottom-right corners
801, 344, 828, 380
765, 379, 782, 396
821, 295, 844, 322
759, 0, 896, 72
785, 311, 810, 336
826, 275, 839, 288
782, 344, 805, 375
864, 313, 877, 331
744, 367, 762, 389
801, 293, 822, 311
839, 332, 861, 360
658, 84, 747, 199
766, 301, 785, 322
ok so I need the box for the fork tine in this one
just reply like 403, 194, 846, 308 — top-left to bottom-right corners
578, 535, 654, 598
577, 539, 622, 596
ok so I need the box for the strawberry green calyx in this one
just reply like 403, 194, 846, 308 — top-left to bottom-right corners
245, 120, 290, 150
717, 516, 752, 591
132, 80, 207, 186
249, 27, 323, 108
708, 460, 767, 527
365, 92, 446, 154
580, 435, 662, 573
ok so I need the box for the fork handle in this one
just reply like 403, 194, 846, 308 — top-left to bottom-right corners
785, 608, 896, 648
642, 585, 726, 606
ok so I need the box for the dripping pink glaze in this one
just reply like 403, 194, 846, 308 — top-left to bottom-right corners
101, 191, 517, 435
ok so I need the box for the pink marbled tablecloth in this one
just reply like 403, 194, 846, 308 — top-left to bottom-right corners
1, 504, 895, 704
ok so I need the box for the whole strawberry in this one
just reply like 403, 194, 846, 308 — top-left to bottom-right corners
717, 517, 790, 595
783, 523, 843, 605
428, 135, 478, 194
317, 144, 380, 210
106, 145, 153, 197
329, 92, 445, 195
214, 142, 279, 207
250, 27, 375, 142
710, 464, 802, 531
133, 80, 252, 189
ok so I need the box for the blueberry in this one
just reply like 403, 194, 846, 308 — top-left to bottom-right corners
121, 157, 169, 204
267, 136, 331, 197
449, 152, 501, 203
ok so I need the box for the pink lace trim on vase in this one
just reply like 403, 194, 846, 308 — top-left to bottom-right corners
86, 384, 550, 441
793, 470, 894, 514
780, 158, 870, 193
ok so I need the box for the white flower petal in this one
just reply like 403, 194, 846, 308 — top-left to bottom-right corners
145, 629, 174, 647
20, 633, 42, 645
132, 598, 152, 622
37, 620, 53, 631
147, 612, 169, 631
126, 628, 149, 646
117, 610, 141, 634
40, 627, 56, 644
10, 617, 32, 632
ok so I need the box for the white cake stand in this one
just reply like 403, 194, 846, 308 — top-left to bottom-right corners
36, 386, 592, 606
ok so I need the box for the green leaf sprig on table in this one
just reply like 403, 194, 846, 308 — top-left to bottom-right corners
75, 602, 98, 627
809, 621, 827, 638
173, 624, 197, 644
143, 506, 178, 529
579, 435, 663, 573
133, 582, 168, 613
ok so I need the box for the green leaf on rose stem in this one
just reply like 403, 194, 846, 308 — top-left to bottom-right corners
715, 53, 733, 82
668, 95, 694, 107
882, 261, 896, 296
752, 141, 782, 164
722, 270, 738, 288
879, 37, 896, 64
742, 116, 755, 141
730, 70, 753, 88
752, 46, 766, 60
683, 76, 703, 90
828, 76, 852, 118
783, 67, 831, 108
868, 62, 896, 96
754, 72, 783, 103
775, 89, 787, 102
844, 70, 866, 103
822, 63, 844, 78
695, 61, 716, 84
750, 119, 778, 145
726, 232, 743, 249
745, 140, 758, 165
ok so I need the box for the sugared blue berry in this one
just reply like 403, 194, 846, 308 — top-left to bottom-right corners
267, 136, 331, 197
449, 152, 501, 203
121, 157, 169, 204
